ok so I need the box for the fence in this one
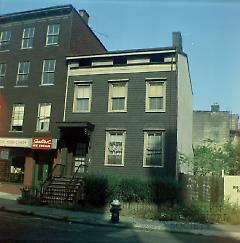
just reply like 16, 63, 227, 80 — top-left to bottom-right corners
179, 173, 224, 206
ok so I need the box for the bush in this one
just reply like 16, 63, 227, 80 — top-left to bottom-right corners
83, 174, 181, 207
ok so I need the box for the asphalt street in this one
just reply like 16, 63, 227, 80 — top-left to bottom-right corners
0, 211, 239, 243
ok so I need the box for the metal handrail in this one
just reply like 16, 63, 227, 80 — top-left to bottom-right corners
65, 163, 86, 201
40, 163, 65, 195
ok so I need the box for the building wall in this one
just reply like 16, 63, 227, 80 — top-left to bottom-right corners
193, 111, 231, 147
65, 63, 178, 177
177, 54, 193, 173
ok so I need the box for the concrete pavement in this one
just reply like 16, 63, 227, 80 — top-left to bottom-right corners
0, 192, 240, 240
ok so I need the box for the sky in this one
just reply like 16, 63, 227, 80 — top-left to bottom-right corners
0, 0, 240, 116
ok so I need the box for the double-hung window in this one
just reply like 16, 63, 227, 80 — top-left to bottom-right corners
41, 59, 56, 85
36, 103, 51, 132
0, 63, 6, 86
16, 61, 30, 86
46, 24, 60, 46
10, 104, 25, 132
21, 27, 35, 49
105, 130, 126, 166
108, 81, 128, 112
0, 31, 11, 46
146, 80, 166, 112
73, 83, 92, 112
143, 131, 164, 167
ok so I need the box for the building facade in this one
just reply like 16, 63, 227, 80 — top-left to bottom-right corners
60, 32, 193, 179
193, 104, 239, 147
0, 5, 106, 193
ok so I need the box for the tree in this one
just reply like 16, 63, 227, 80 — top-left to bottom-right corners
180, 139, 240, 176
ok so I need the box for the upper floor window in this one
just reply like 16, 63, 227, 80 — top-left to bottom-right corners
46, 24, 60, 46
73, 83, 92, 112
0, 63, 6, 87
105, 130, 126, 166
16, 61, 30, 86
41, 59, 56, 85
0, 31, 11, 46
10, 104, 25, 132
36, 103, 51, 132
143, 131, 164, 167
21, 27, 35, 49
146, 80, 166, 112
108, 81, 128, 112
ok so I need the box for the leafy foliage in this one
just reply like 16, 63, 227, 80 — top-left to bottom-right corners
181, 139, 240, 176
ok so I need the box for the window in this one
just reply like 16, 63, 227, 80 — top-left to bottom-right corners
10, 104, 25, 131
105, 131, 126, 166
16, 62, 30, 86
146, 80, 166, 112
36, 103, 51, 132
143, 131, 164, 167
73, 83, 92, 112
108, 82, 128, 112
41, 59, 56, 85
46, 24, 60, 46
21, 27, 35, 49
0, 31, 11, 46
0, 63, 6, 86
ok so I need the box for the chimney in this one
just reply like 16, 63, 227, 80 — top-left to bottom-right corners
172, 32, 183, 52
79, 10, 89, 25
211, 103, 220, 112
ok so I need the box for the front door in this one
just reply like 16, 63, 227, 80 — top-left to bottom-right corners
74, 143, 87, 174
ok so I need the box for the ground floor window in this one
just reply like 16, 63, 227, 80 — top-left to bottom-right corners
0, 148, 24, 183
105, 130, 126, 166
143, 130, 164, 167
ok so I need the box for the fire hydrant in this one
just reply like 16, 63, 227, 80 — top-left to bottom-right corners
110, 199, 121, 223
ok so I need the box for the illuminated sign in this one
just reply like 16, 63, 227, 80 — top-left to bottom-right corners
32, 138, 52, 150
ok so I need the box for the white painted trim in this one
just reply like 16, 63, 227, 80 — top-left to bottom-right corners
67, 49, 176, 60
69, 64, 176, 76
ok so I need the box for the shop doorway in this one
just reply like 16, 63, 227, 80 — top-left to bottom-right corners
33, 151, 53, 190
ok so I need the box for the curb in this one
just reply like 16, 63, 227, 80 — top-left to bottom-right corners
1, 206, 240, 240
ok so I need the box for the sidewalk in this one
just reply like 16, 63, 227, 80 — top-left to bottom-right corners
0, 192, 240, 240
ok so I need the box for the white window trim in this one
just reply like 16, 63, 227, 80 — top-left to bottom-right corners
41, 59, 56, 85
36, 103, 51, 132
10, 104, 25, 132
108, 81, 128, 112
143, 130, 165, 168
145, 80, 166, 113
73, 83, 92, 113
16, 61, 30, 85
104, 130, 126, 167
0, 31, 11, 45
21, 27, 35, 49
46, 24, 60, 46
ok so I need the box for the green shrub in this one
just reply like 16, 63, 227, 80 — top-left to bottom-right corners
84, 174, 181, 207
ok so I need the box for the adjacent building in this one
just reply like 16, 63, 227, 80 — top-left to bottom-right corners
0, 5, 106, 193
60, 32, 193, 179
193, 103, 239, 147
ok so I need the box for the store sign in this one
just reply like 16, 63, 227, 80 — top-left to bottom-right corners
0, 138, 31, 148
32, 138, 52, 150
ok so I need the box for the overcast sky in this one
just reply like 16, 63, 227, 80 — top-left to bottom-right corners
1, 0, 240, 116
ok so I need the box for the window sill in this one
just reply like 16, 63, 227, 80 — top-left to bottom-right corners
9, 130, 23, 133
35, 130, 50, 133
45, 44, 59, 47
143, 165, 164, 168
14, 85, 29, 88
0, 86, 4, 88
108, 110, 127, 113
104, 164, 124, 167
20, 47, 33, 50
145, 110, 166, 113
39, 84, 54, 87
